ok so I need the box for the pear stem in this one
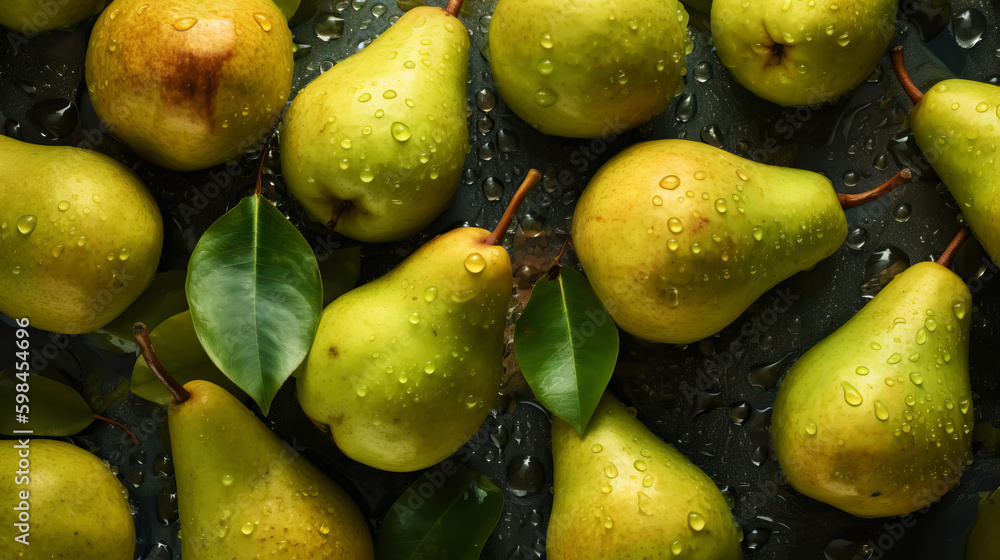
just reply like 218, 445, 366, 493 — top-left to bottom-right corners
486, 169, 541, 246
132, 322, 190, 404
936, 226, 970, 268
838, 168, 912, 209
891, 46, 923, 105
445, 0, 463, 16
92, 414, 138, 445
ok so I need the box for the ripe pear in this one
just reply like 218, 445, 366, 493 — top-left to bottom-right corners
0, 0, 104, 32
169, 380, 374, 558
298, 228, 512, 471
907, 79, 1000, 264
280, 4, 470, 242
548, 393, 743, 559
967, 486, 1000, 560
85, 0, 294, 171
0, 439, 135, 559
488, 0, 691, 138
771, 261, 973, 517
0, 136, 163, 334
711, 0, 896, 106
571, 139, 847, 344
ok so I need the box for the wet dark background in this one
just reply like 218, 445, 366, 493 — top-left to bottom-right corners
2, 0, 1000, 558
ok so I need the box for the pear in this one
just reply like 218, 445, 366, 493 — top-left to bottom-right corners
85, 0, 294, 171
488, 0, 691, 138
0, 439, 135, 559
548, 393, 743, 559
0, 136, 163, 334
771, 260, 974, 517
893, 54, 1000, 264
297, 171, 539, 472
967, 486, 1000, 560
0, 0, 104, 32
280, 2, 470, 242
571, 139, 908, 344
711, 0, 896, 106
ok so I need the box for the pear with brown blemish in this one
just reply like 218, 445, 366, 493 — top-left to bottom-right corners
548, 393, 743, 560
280, 1, 470, 242
771, 238, 974, 518
85, 0, 293, 170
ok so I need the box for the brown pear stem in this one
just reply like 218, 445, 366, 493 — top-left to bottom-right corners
132, 322, 190, 404
891, 46, 923, 105
936, 226, 970, 268
445, 0, 463, 16
838, 168, 912, 209
92, 414, 138, 445
485, 169, 541, 246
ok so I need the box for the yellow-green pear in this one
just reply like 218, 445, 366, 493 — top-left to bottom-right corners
772, 260, 974, 517
0, 0, 104, 32
488, 0, 690, 138
894, 55, 1000, 265
168, 380, 374, 558
548, 393, 743, 559
85, 0, 294, 171
0, 136, 163, 334
297, 171, 539, 471
572, 139, 862, 344
280, 3, 470, 242
0, 439, 135, 559
711, 0, 896, 106
967, 486, 1000, 560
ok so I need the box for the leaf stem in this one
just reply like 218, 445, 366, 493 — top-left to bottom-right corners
936, 226, 970, 268
486, 169, 541, 246
132, 322, 190, 404
92, 414, 138, 445
445, 0, 463, 16
891, 46, 923, 105
838, 168, 912, 209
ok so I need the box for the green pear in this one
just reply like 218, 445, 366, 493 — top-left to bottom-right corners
711, 0, 896, 106
169, 380, 374, 558
967, 486, 1000, 560
908, 79, 1000, 264
771, 261, 973, 517
85, 0, 294, 171
571, 139, 847, 344
548, 393, 742, 559
297, 227, 512, 471
488, 0, 691, 138
0, 0, 104, 32
0, 439, 135, 559
0, 136, 163, 334
280, 4, 470, 242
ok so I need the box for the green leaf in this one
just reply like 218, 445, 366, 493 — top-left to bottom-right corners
130, 310, 246, 405
376, 464, 504, 560
101, 270, 189, 340
186, 194, 323, 415
0, 370, 94, 436
514, 266, 620, 434
319, 245, 362, 306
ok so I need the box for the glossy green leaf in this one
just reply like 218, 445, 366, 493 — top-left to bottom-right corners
319, 245, 362, 306
101, 270, 189, 340
0, 370, 94, 436
376, 464, 504, 560
514, 266, 620, 434
130, 310, 246, 405
186, 194, 323, 415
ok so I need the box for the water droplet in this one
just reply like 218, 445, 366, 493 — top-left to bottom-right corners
633, 460, 647, 472
536, 59, 554, 75
856, 366, 869, 376
50, 245, 63, 258
173, 17, 197, 31
358, 92, 372, 102
688, 512, 706, 532
652, 195, 663, 206
805, 422, 817, 435
960, 398, 970, 414
915, 328, 927, 345
253, 12, 272, 31
751, 226, 763, 241
16, 215, 37, 235
953, 8, 986, 48
360, 167, 374, 183
925, 317, 937, 332
952, 300, 966, 319
637, 492, 654, 515
715, 198, 727, 213
841, 381, 863, 406
424, 362, 435, 374
241, 523, 254, 535
221, 474, 234, 486
887, 353, 902, 364
591, 444, 603, 453
671, 540, 684, 555
108, 39, 118, 52
506, 455, 547, 497
909, 372, 923, 385
341, 138, 353, 149
390, 121, 411, 142
357, 385, 368, 397
533, 88, 557, 107
668, 217, 683, 233
464, 253, 486, 273
58, 200, 70, 211
665, 287, 679, 308
405, 98, 415, 108
408, 312, 420, 325
675, 92, 697, 122
660, 175, 680, 190
423, 286, 437, 302
540, 32, 553, 48
399, 373, 408, 383
603, 461, 618, 478
874, 400, 889, 421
